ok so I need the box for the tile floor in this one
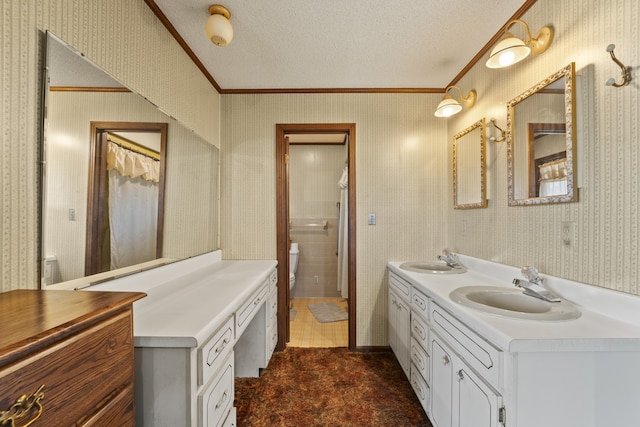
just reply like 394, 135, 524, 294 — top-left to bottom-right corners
288, 298, 348, 348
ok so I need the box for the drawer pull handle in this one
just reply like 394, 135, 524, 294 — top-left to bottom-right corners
413, 352, 423, 366
442, 355, 450, 365
412, 380, 423, 396
207, 337, 230, 366
457, 370, 465, 381
0, 384, 45, 427
215, 390, 229, 410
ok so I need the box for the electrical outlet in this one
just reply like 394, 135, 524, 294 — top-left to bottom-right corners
313, 275, 319, 284
561, 221, 575, 247
68, 208, 76, 221
368, 212, 376, 225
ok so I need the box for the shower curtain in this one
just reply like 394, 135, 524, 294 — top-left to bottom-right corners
107, 142, 160, 269
337, 165, 349, 299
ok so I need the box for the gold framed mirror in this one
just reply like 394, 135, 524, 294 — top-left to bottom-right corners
507, 63, 576, 205
453, 118, 487, 209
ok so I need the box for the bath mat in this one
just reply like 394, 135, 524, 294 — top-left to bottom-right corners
290, 308, 297, 322
307, 302, 348, 323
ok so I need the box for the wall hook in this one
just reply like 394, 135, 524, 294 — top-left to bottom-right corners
605, 44, 632, 87
488, 118, 506, 143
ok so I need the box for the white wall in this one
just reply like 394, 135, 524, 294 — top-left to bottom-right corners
220, 94, 448, 346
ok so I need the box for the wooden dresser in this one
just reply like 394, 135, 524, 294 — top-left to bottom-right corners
0, 289, 145, 427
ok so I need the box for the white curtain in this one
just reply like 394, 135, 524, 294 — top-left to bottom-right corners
538, 157, 568, 197
107, 143, 159, 270
337, 165, 349, 299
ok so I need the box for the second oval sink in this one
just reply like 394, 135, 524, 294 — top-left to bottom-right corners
450, 285, 581, 321
400, 261, 466, 274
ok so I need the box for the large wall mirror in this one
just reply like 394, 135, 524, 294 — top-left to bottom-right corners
507, 63, 576, 206
453, 118, 487, 209
42, 32, 220, 288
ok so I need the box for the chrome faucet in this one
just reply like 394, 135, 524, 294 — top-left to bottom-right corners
438, 249, 464, 269
513, 266, 561, 302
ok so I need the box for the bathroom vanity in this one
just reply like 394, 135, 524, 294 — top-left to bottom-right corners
90, 251, 278, 427
388, 255, 640, 427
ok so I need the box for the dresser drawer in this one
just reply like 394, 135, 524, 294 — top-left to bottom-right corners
411, 313, 429, 349
79, 383, 135, 426
389, 272, 411, 302
199, 352, 234, 427
236, 281, 268, 337
411, 337, 430, 384
411, 287, 430, 321
198, 316, 234, 386
410, 366, 430, 414
0, 310, 134, 426
269, 270, 278, 288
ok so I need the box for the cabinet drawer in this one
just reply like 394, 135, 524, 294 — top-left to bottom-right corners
0, 311, 134, 426
431, 303, 502, 388
269, 270, 278, 288
411, 288, 430, 321
199, 352, 234, 427
198, 316, 234, 386
236, 281, 268, 337
389, 272, 411, 302
267, 287, 278, 324
411, 313, 429, 349
410, 365, 430, 414
410, 337, 430, 384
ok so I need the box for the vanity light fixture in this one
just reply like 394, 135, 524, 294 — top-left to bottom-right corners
434, 86, 477, 118
605, 44, 632, 87
488, 118, 506, 142
205, 4, 233, 47
486, 19, 553, 69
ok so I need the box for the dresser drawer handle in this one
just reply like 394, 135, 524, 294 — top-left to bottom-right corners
0, 384, 45, 427
215, 390, 229, 410
207, 338, 230, 366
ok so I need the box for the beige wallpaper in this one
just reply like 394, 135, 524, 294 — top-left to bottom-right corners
447, 0, 639, 296
220, 94, 448, 346
1, 0, 220, 292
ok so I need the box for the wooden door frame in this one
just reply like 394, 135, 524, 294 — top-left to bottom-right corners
86, 121, 168, 276
275, 123, 356, 351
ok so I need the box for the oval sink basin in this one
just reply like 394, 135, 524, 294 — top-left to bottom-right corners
400, 261, 466, 274
450, 286, 581, 321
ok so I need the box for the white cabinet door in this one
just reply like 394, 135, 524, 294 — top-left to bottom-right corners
388, 289, 411, 377
454, 364, 502, 427
431, 338, 453, 427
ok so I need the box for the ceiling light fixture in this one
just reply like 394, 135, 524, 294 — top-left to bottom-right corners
434, 86, 477, 118
205, 4, 233, 47
486, 19, 553, 69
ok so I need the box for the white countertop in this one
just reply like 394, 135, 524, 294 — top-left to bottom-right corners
88, 251, 277, 348
388, 255, 640, 352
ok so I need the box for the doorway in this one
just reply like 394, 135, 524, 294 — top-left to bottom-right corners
86, 121, 167, 276
275, 123, 356, 351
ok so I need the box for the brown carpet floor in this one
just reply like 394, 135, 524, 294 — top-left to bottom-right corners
235, 347, 432, 426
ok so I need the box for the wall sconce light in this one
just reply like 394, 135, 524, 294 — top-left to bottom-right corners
488, 118, 506, 142
486, 19, 553, 68
605, 44, 632, 87
434, 86, 477, 118
205, 4, 233, 47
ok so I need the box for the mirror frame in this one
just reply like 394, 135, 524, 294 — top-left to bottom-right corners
453, 118, 487, 209
506, 62, 576, 206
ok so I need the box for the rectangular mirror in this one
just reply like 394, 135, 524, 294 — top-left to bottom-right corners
453, 118, 487, 209
42, 32, 220, 288
507, 63, 576, 206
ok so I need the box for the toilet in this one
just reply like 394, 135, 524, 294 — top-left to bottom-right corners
289, 243, 300, 293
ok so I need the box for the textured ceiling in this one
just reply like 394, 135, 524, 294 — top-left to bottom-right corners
151, 0, 528, 91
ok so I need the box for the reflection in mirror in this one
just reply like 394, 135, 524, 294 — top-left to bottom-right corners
453, 118, 487, 209
42, 32, 220, 288
507, 63, 576, 205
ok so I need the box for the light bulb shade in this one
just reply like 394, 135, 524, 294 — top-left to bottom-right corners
205, 13, 233, 46
434, 96, 462, 118
486, 35, 531, 68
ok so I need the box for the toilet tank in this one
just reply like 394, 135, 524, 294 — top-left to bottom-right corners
290, 243, 300, 273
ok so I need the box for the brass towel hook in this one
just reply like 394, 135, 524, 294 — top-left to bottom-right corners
605, 44, 632, 87
488, 118, 506, 143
